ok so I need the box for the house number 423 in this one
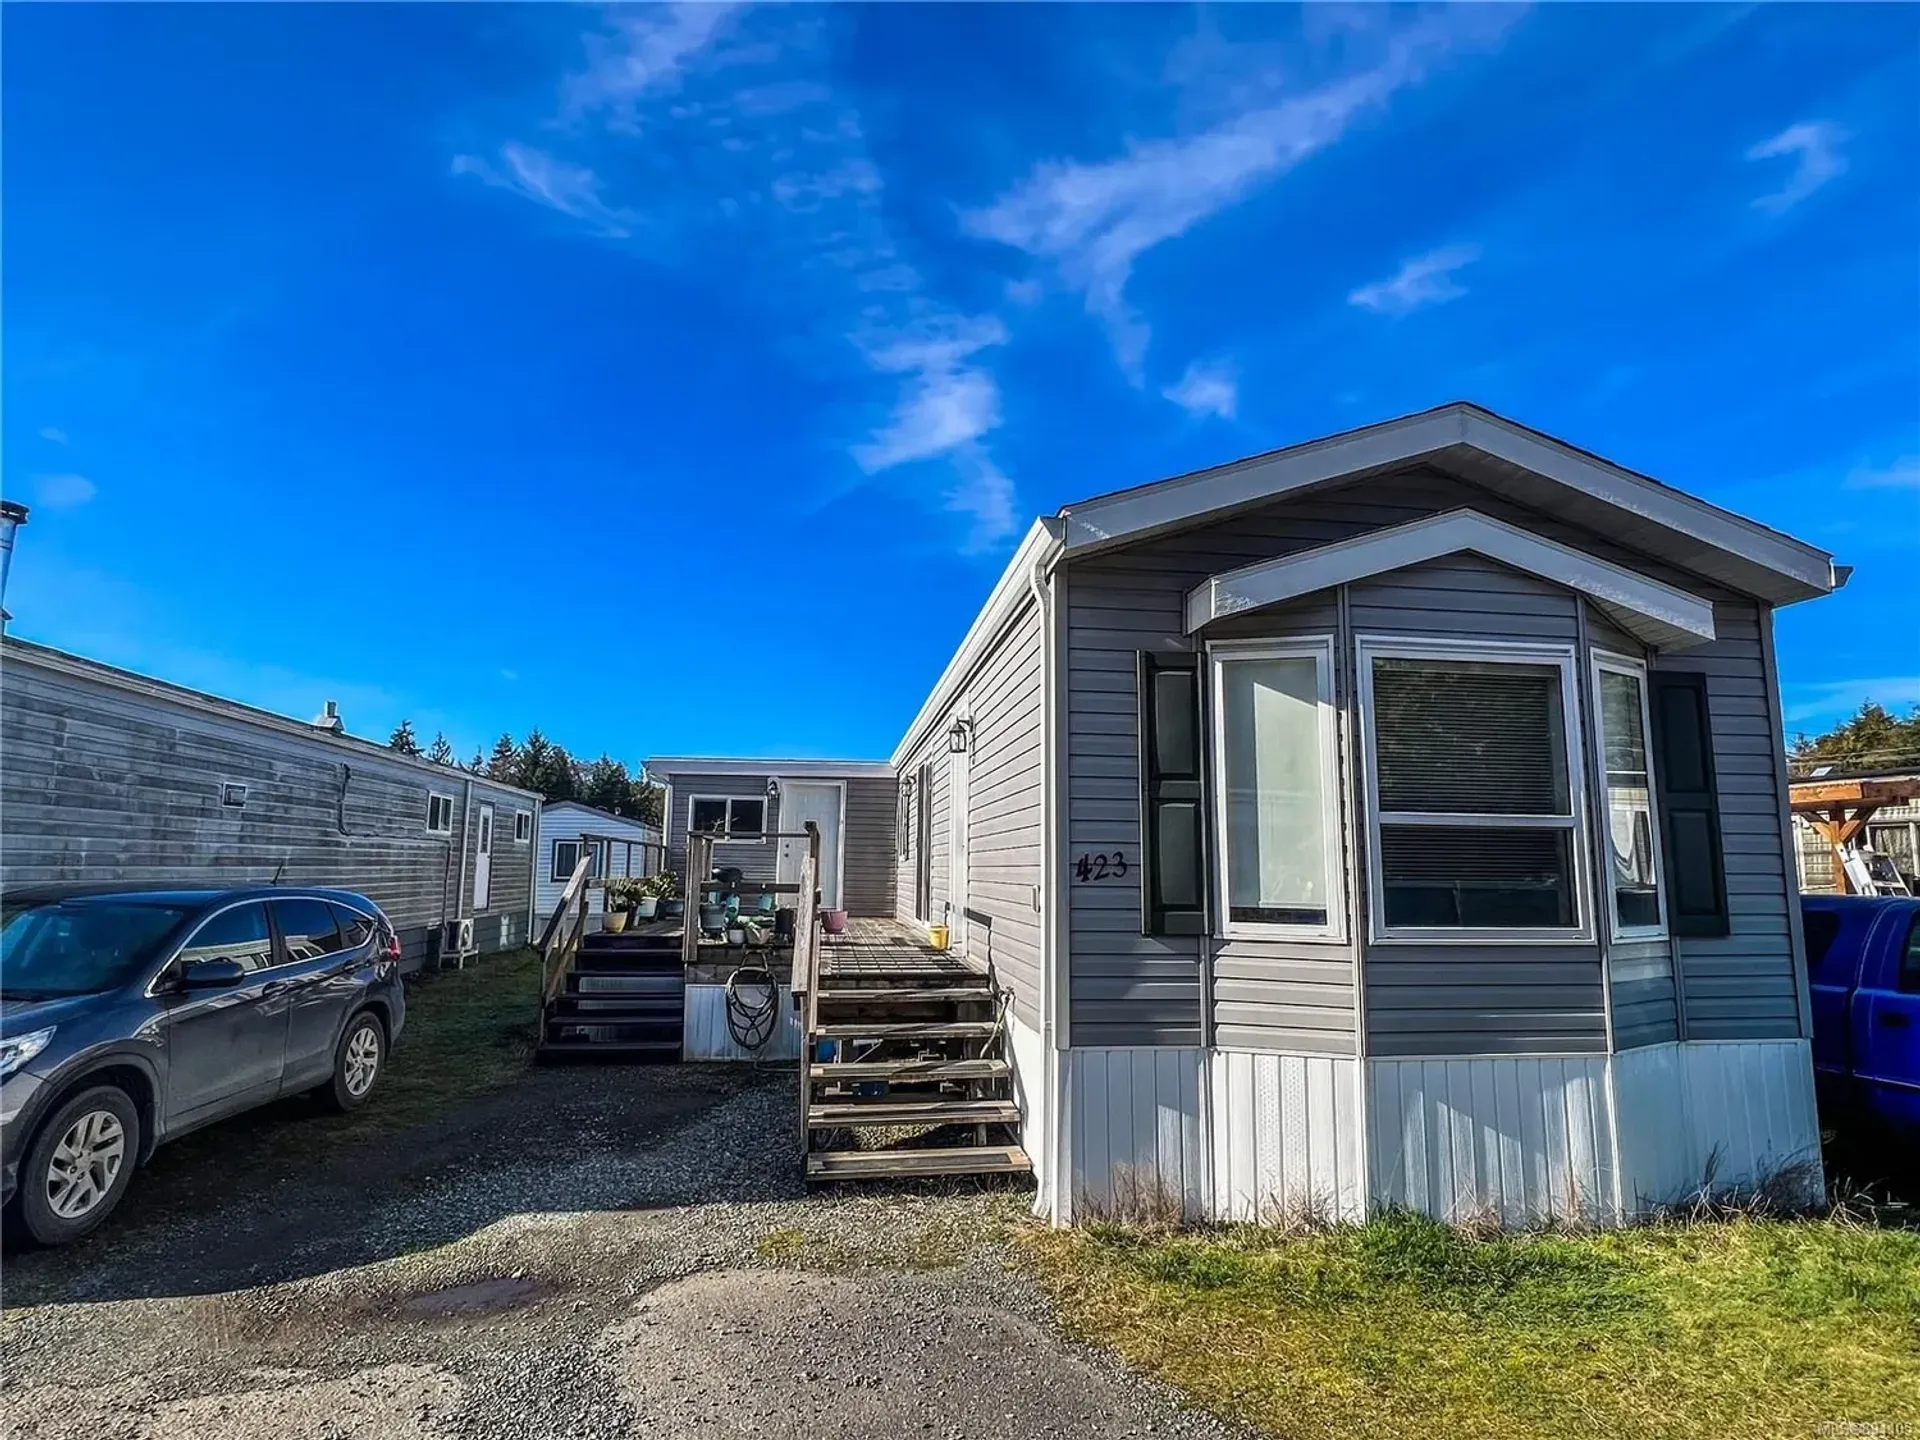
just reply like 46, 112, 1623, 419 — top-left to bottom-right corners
1074, 851, 1129, 882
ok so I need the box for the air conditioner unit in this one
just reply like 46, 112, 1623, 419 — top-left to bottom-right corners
441, 917, 475, 959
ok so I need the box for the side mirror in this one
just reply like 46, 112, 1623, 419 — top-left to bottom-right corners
179, 958, 246, 990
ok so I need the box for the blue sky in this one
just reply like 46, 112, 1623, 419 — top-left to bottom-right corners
5, 3, 1916, 767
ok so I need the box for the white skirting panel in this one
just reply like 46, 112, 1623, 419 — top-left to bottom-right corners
1368, 1056, 1615, 1225
1065, 1047, 1207, 1221
1210, 1051, 1364, 1224
1004, 1012, 1052, 1214
1614, 1040, 1821, 1208
682, 983, 802, 1062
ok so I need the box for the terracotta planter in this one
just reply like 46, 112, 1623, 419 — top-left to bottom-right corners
603, 909, 630, 934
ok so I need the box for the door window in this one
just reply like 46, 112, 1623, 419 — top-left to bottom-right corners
272, 899, 345, 961
177, 904, 275, 974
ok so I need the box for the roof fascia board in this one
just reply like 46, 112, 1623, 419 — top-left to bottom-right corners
645, 757, 896, 780
1185, 508, 1719, 651
887, 516, 1064, 768
5, 637, 546, 800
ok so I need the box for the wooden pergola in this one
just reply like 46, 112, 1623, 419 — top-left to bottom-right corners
1789, 776, 1920, 893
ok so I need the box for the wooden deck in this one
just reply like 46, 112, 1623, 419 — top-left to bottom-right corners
819, 915, 984, 982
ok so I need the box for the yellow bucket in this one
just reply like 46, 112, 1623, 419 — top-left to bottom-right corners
927, 924, 950, 951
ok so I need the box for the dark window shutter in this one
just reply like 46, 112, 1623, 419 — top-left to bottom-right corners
1139, 652, 1208, 936
1649, 671, 1729, 938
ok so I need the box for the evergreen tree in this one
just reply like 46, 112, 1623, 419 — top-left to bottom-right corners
581, 754, 633, 815
486, 732, 519, 780
631, 775, 664, 829
1790, 700, 1920, 771
426, 732, 457, 767
387, 719, 422, 757
467, 748, 486, 773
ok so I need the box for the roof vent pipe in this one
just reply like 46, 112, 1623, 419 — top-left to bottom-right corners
312, 699, 344, 734
0, 500, 28, 630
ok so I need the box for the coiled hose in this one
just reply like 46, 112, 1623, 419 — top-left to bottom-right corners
724, 964, 780, 1054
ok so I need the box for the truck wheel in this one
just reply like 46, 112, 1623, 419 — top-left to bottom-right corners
18, 1086, 141, 1246
320, 1012, 385, 1113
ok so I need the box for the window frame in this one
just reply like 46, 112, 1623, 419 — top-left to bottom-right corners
426, 793, 454, 834
686, 794, 768, 845
1357, 634, 1592, 946
1590, 650, 1669, 942
1207, 637, 1346, 943
513, 811, 531, 844
551, 839, 582, 884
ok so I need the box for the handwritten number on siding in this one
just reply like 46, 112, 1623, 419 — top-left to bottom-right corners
1073, 851, 1129, 882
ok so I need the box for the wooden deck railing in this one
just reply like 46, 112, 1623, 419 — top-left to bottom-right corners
537, 849, 596, 1019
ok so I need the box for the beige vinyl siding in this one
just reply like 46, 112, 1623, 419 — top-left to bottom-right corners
0, 649, 534, 963
665, 774, 781, 884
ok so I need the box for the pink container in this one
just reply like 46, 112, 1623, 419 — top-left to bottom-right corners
821, 909, 848, 935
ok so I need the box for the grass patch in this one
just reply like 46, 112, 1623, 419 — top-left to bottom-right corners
1020, 1211, 1920, 1439
755, 1193, 1030, 1273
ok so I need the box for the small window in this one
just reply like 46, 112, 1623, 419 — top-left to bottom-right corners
271, 899, 345, 961
552, 840, 582, 883
514, 811, 531, 843
220, 782, 248, 809
330, 904, 375, 951
1802, 909, 1845, 980
1363, 643, 1585, 939
1594, 657, 1665, 938
689, 795, 766, 843
1210, 640, 1342, 938
177, 903, 275, 974
427, 794, 454, 833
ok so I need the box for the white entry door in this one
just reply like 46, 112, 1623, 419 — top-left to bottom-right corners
776, 781, 843, 910
472, 804, 493, 910
947, 746, 970, 948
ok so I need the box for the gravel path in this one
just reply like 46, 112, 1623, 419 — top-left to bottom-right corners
1, 1065, 1242, 1440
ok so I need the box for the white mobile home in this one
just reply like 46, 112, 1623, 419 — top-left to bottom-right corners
534, 799, 663, 930
666, 404, 1846, 1224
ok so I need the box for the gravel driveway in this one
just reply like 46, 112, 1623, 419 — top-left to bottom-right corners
1, 1064, 1239, 1440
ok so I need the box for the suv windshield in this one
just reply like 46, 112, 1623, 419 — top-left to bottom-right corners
0, 902, 192, 998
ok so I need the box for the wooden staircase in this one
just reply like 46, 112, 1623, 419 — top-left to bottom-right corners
539, 929, 684, 1062
798, 941, 1032, 1183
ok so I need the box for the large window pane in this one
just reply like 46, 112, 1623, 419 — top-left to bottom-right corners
1220, 654, 1329, 926
1373, 659, 1569, 815
1380, 826, 1575, 928
690, 798, 728, 833
1599, 668, 1660, 931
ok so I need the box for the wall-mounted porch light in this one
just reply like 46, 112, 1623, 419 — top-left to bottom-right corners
946, 717, 974, 755
766, 776, 780, 800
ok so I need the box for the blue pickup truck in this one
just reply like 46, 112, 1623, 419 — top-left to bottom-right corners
1805, 894, 1920, 1151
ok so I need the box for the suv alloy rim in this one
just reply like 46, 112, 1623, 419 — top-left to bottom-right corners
344, 1025, 380, 1096
46, 1110, 126, 1220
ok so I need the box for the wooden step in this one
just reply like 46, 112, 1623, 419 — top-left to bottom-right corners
815, 986, 994, 1005
805, 1145, 1031, 1181
808, 1057, 1008, 1083
812, 1020, 998, 1040
807, 1099, 1021, 1128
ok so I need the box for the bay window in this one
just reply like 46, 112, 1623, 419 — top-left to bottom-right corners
1360, 641, 1587, 940
1594, 654, 1665, 937
1209, 639, 1343, 939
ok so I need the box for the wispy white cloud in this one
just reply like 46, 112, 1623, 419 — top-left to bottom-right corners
564, 3, 739, 131
962, 12, 1515, 381
1784, 676, 1920, 726
453, 142, 638, 239
35, 473, 96, 509
499, 667, 520, 683
1747, 120, 1848, 214
38, 426, 68, 445
1845, 455, 1920, 492
1348, 243, 1481, 315
1162, 358, 1238, 420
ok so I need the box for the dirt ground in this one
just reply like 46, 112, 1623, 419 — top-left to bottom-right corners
0, 1061, 1240, 1440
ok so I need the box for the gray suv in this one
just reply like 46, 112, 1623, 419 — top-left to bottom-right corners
1, 886, 406, 1245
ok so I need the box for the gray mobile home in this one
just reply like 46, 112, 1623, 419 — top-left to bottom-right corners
1, 637, 541, 968
677, 403, 1845, 1225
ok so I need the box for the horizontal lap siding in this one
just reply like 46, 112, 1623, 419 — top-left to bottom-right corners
1, 659, 532, 953
1612, 938, 1679, 1048
841, 777, 899, 917
1652, 601, 1801, 1040
665, 774, 782, 884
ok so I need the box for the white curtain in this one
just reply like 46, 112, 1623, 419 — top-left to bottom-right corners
1222, 656, 1326, 914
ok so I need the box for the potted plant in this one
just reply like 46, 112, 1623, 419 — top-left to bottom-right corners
653, 874, 684, 921
634, 873, 664, 920
601, 877, 634, 934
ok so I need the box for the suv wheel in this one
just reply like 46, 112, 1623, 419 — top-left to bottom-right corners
19, 1086, 141, 1246
321, 1012, 385, 1112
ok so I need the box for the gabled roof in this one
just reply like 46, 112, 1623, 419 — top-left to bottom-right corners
539, 798, 661, 838
1185, 509, 1720, 651
1062, 402, 1839, 606
646, 756, 895, 780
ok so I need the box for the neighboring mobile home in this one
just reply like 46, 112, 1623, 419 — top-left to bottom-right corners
1, 636, 541, 968
534, 799, 663, 930
661, 403, 1847, 1225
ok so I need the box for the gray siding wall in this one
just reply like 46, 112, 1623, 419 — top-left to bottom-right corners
665, 771, 897, 916
1651, 599, 1802, 1040
1058, 465, 1800, 1055
1, 653, 534, 963
891, 604, 1043, 1025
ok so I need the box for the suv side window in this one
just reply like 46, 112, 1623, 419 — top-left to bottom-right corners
1802, 909, 1845, 981
272, 899, 345, 961
330, 904, 375, 952
1900, 914, 1920, 995
177, 903, 275, 974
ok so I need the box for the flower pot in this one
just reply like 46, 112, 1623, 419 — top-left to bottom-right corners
699, 903, 728, 937
727, 927, 746, 947
636, 897, 659, 919
604, 909, 630, 934
660, 898, 685, 920
821, 909, 848, 935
